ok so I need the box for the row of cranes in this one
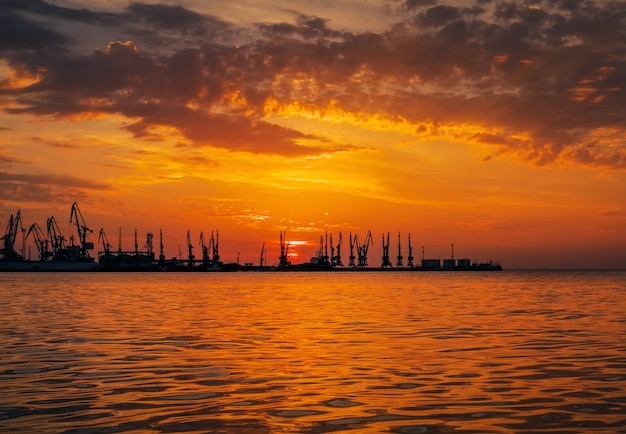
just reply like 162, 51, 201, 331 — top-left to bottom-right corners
1, 202, 94, 263
2, 202, 223, 270
4, 203, 499, 271
277, 230, 418, 269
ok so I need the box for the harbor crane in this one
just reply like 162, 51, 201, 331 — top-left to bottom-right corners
381, 231, 392, 268
260, 242, 266, 267
407, 233, 415, 268
97, 228, 112, 256
331, 232, 344, 267
186, 230, 195, 268
348, 232, 356, 267
47, 216, 66, 260
159, 229, 166, 266
396, 231, 403, 267
210, 230, 220, 267
356, 230, 373, 267
25, 222, 50, 261
70, 202, 93, 259
1, 210, 23, 260
279, 231, 290, 267
199, 231, 210, 266
314, 231, 330, 267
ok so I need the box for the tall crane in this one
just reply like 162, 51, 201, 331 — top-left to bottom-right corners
407, 232, 415, 268
26, 222, 50, 261
396, 231, 403, 267
47, 216, 66, 260
1, 210, 23, 260
210, 230, 220, 267
158, 229, 166, 267
70, 202, 93, 259
381, 231, 392, 268
278, 231, 290, 267
98, 228, 112, 255
331, 232, 344, 267
199, 231, 210, 266
356, 230, 373, 267
144, 233, 154, 258
259, 241, 266, 267
349, 232, 356, 267
186, 230, 195, 268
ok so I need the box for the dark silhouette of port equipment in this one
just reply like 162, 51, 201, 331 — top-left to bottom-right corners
186, 230, 195, 268
1, 210, 23, 261
331, 232, 344, 267
26, 222, 50, 261
355, 231, 373, 268
3, 203, 503, 272
407, 233, 415, 268
349, 232, 356, 267
70, 202, 94, 260
381, 232, 393, 268
396, 232, 403, 267
98, 228, 112, 256
47, 216, 66, 260
278, 231, 291, 267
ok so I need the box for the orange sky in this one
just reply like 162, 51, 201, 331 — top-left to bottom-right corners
1, 0, 625, 269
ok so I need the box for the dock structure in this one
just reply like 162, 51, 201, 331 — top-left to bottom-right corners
2, 205, 502, 272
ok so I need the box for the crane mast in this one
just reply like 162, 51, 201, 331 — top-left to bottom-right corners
26, 222, 50, 261
199, 231, 210, 266
381, 231, 392, 267
210, 230, 220, 267
159, 229, 165, 266
98, 228, 112, 255
46, 216, 66, 260
1, 210, 23, 260
407, 232, 415, 268
331, 232, 344, 267
260, 241, 265, 267
349, 232, 356, 267
279, 231, 290, 267
396, 231, 403, 267
186, 230, 194, 268
357, 230, 373, 267
69, 202, 93, 260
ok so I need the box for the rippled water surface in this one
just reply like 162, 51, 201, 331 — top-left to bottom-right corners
1, 271, 625, 433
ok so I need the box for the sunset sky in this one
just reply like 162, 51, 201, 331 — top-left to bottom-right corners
1, 0, 625, 269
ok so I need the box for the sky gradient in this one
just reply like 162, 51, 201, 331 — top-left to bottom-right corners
1, 0, 625, 269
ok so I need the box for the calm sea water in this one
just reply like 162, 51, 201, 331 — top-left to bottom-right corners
1, 271, 625, 433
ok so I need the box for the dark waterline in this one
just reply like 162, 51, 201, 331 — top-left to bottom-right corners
1, 271, 625, 433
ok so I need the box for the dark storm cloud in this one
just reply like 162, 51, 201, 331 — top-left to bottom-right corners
416, 5, 462, 27
404, 0, 438, 10
259, 15, 344, 39
0, 0, 624, 167
0, 8, 69, 52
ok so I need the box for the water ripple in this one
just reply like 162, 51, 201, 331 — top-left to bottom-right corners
0, 271, 625, 433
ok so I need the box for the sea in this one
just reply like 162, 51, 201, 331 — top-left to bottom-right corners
1, 270, 625, 434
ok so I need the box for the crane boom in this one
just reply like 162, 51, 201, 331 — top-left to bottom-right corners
357, 230, 373, 267
26, 222, 50, 261
98, 228, 112, 255
1, 210, 23, 260
46, 216, 66, 259
70, 202, 93, 259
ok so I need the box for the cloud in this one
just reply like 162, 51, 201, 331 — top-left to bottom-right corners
0, 0, 624, 167
0, 171, 112, 204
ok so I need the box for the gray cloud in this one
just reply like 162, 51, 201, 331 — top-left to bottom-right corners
0, 0, 624, 167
